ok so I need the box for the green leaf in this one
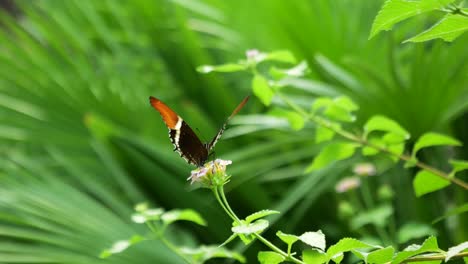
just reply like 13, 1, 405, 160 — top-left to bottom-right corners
232, 219, 269, 235
412, 132, 461, 158
258, 251, 286, 264
446, 241, 468, 262
413, 170, 450, 197
299, 230, 326, 251
387, 143, 405, 160
382, 132, 407, 144
131, 208, 164, 223
364, 115, 409, 139
392, 236, 440, 264
369, 0, 456, 39
264, 50, 297, 64
324, 104, 356, 122
99, 235, 145, 258
306, 142, 359, 172
362, 138, 383, 156
181, 245, 246, 263
245, 209, 280, 223
367, 246, 395, 264
397, 222, 437, 244
269, 108, 305, 131
334, 96, 359, 112
327, 238, 374, 260
197, 63, 247, 73
161, 209, 207, 226
277, 230, 299, 246
269, 61, 308, 79
311, 97, 333, 113
303, 249, 328, 264
252, 74, 274, 106
406, 14, 468, 42
316, 125, 336, 144
449, 159, 468, 178
350, 204, 393, 229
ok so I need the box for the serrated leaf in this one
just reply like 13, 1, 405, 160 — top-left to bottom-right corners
392, 236, 440, 264
306, 142, 358, 172
367, 246, 395, 264
446, 241, 468, 261
232, 219, 269, 235
245, 210, 280, 223
258, 251, 286, 264
412, 132, 461, 158
413, 170, 450, 197
331, 253, 344, 264
316, 125, 336, 143
350, 204, 393, 229
351, 249, 368, 261
303, 249, 328, 264
327, 238, 374, 260
364, 115, 409, 139
397, 222, 437, 244
369, 0, 456, 39
264, 50, 297, 64
161, 209, 207, 226
197, 63, 247, 73
300, 230, 326, 251
277, 231, 299, 246
252, 74, 274, 106
406, 14, 468, 42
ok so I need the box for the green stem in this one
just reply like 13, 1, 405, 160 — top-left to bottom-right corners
146, 222, 192, 264
212, 187, 238, 222
215, 185, 305, 264
218, 186, 241, 222
277, 93, 468, 190
386, 251, 468, 263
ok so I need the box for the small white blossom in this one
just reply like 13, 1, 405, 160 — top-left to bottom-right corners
353, 163, 377, 177
335, 177, 361, 193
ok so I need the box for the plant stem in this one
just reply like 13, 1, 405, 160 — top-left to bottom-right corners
277, 93, 468, 190
215, 185, 305, 264
387, 251, 468, 263
212, 187, 238, 222
146, 222, 192, 264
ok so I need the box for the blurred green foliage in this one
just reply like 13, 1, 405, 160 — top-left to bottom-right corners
0, 0, 467, 263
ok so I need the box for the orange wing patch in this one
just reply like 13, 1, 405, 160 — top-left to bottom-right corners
149, 96, 180, 129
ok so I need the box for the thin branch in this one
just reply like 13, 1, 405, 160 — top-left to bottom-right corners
277, 93, 468, 190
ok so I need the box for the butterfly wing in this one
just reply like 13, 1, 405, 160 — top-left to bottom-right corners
149, 96, 208, 166
206, 96, 250, 152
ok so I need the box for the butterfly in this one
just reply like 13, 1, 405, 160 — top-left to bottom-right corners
149, 95, 249, 167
